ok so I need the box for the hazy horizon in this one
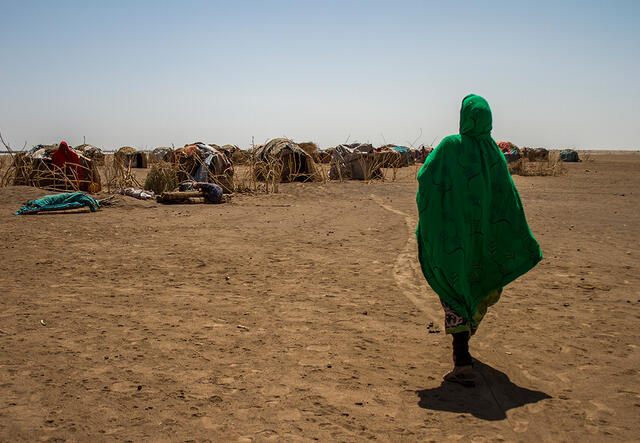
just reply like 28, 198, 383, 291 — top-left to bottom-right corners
1, 1, 638, 151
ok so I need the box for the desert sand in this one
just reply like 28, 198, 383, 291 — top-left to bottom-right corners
1, 152, 639, 441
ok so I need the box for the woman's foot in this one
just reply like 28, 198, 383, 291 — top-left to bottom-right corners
443, 365, 475, 387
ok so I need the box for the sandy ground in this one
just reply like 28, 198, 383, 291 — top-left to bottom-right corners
0, 153, 639, 442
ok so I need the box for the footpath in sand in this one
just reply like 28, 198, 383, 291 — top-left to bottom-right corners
0, 153, 639, 441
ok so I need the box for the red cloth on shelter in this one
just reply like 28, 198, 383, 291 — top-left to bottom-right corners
51, 141, 83, 185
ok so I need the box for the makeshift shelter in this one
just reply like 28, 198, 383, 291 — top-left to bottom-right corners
174, 143, 234, 192
328, 144, 383, 180
9, 142, 101, 192
350, 143, 374, 153
560, 150, 580, 162
115, 146, 148, 168
317, 149, 333, 164
376, 145, 413, 167
375, 145, 401, 168
216, 144, 251, 164
75, 144, 105, 165
216, 144, 237, 159
497, 141, 522, 163
522, 147, 549, 161
150, 147, 174, 163
233, 149, 252, 164
252, 138, 320, 182
297, 142, 320, 162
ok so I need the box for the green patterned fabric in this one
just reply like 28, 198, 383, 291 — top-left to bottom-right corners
416, 94, 542, 331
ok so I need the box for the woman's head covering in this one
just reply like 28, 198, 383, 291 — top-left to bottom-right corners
52, 141, 75, 166
415, 95, 541, 331
51, 140, 84, 185
459, 94, 492, 136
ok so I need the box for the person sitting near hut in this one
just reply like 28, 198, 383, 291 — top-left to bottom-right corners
415, 95, 542, 385
51, 141, 83, 189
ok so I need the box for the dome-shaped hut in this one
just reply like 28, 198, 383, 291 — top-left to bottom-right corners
252, 138, 320, 182
115, 146, 148, 168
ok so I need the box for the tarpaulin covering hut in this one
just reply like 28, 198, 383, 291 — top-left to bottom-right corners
115, 146, 148, 168
497, 141, 521, 163
174, 143, 234, 192
10, 142, 101, 192
560, 150, 580, 162
328, 144, 383, 180
252, 138, 319, 182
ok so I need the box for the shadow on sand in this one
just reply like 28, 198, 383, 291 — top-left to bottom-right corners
417, 360, 551, 421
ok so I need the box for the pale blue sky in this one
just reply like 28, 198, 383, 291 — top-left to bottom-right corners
1, 0, 638, 150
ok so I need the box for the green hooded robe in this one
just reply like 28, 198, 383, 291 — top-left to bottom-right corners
416, 95, 542, 332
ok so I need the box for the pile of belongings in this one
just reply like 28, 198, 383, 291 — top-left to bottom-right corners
120, 187, 155, 200
174, 143, 234, 192
559, 150, 580, 162
157, 182, 225, 204
251, 138, 319, 182
14, 192, 100, 215
11, 142, 101, 192
328, 143, 383, 180
115, 146, 148, 168
497, 141, 522, 163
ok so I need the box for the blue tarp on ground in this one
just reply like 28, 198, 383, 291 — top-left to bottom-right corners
14, 192, 100, 215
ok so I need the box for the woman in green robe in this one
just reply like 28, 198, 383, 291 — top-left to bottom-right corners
416, 94, 542, 384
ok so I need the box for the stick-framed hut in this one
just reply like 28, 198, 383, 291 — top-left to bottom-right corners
174, 143, 234, 193
328, 143, 383, 181
252, 138, 320, 182
8, 142, 101, 192
115, 146, 148, 168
